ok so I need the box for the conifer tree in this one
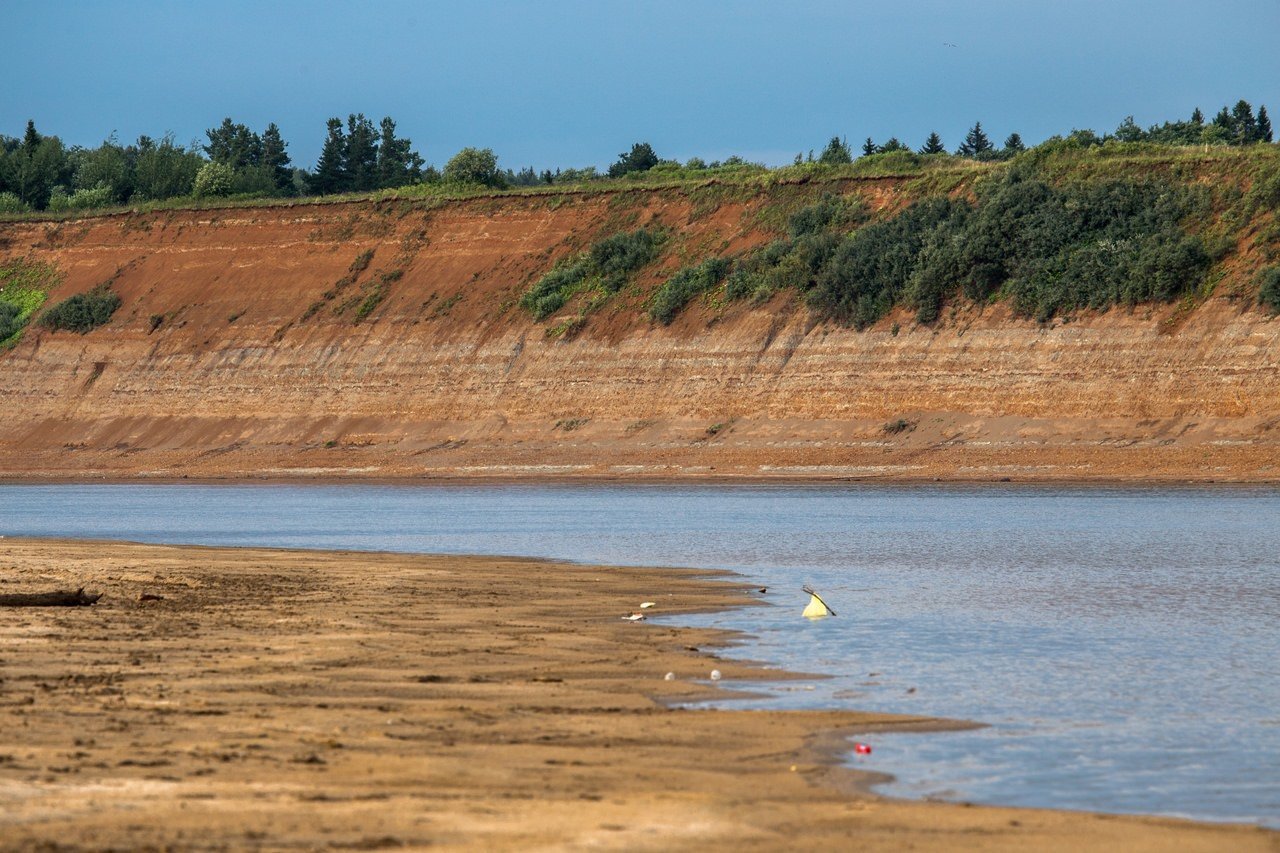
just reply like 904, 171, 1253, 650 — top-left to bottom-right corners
1212, 106, 1234, 133
919, 132, 945, 154
345, 114, 378, 192
957, 121, 993, 157
1191, 107, 1205, 125
877, 137, 909, 153
204, 118, 261, 169
375, 117, 423, 189
1232, 100, 1259, 144
861, 137, 877, 156
818, 136, 852, 164
1003, 132, 1026, 153
311, 118, 348, 195
1257, 105, 1273, 143
22, 120, 40, 153
260, 123, 292, 192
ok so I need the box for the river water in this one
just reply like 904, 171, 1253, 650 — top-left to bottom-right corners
1, 482, 1276, 826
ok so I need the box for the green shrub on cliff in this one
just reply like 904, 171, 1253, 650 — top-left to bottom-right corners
521, 227, 665, 320
650, 257, 729, 324
713, 174, 1211, 328
0, 258, 59, 347
1259, 267, 1280, 313
40, 287, 121, 333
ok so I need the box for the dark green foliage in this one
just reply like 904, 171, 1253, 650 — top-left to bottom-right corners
1231, 100, 1259, 145
957, 122, 993, 157
204, 118, 262, 169
40, 288, 121, 333
919, 132, 946, 155
818, 136, 852, 165
1114, 116, 1145, 143
649, 257, 729, 324
1003, 133, 1026, 153
350, 249, 375, 273
589, 228, 664, 291
521, 258, 589, 319
521, 228, 666, 320
724, 171, 1210, 328
861, 137, 877, 157
608, 143, 659, 178
443, 147, 503, 187
1259, 267, 1280, 313
808, 197, 966, 327
376, 117, 424, 189
877, 138, 910, 154
345, 114, 379, 192
1257, 106, 1273, 143
261, 123, 292, 192
131, 134, 202, 200
787, 193, 864, 239
0, 301, 20, 341
311, 118, 348, 194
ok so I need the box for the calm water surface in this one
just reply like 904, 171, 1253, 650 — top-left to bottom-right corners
2, 483, 1276, 826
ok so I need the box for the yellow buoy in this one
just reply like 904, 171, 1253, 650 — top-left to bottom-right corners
802, 585, 836, 619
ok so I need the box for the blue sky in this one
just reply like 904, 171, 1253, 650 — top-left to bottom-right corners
6, 1, 1278, 171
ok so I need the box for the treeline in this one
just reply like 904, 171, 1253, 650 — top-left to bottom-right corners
0, 99, 1273, 214
0, 113, 427, 213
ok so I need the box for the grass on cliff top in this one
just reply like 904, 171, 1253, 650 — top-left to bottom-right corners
0, 259, 60, 348
4, 141, 1273, 226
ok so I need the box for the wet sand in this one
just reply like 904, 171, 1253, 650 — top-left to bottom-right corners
0, 538, 1271, 851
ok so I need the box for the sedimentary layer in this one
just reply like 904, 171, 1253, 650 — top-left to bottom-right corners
0, 185, 1276, 481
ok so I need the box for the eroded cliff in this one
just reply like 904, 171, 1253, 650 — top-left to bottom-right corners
1, 176, 1277, 481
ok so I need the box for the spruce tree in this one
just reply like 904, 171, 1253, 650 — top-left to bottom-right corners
1212, 106, 1235, 136
375, 117, 423, 189
1191, 107, 1205, 125
345, 114, 378, 192
260, 123, 292, 192
22, 120, 40, 153
1003, 132, 1026, 153
818, 136, 852, 164
957, 121, 993, 157
1232, 100, 1259, 144
204, 118, 261, 169
919, 132, 945, 154
1258, 105, 1273, 143
861, 137, 877, 156
877, 137, 909, 154
312, 118, 348, 195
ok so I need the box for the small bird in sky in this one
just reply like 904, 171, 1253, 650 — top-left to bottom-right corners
943, 42, 958, 48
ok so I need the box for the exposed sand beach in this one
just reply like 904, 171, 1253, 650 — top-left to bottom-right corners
0, 538, 1272, 851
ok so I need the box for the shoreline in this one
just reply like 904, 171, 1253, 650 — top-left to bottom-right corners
3, 472, 1278, 488
0, 537, 1272, 850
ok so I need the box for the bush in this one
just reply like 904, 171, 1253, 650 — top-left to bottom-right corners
40, 289, 121, 333
717, 170, 1210, 327
589, 228, 664, 291
443, 147, 503, 187
520, 257, 591, 319
0, 301, 21, 340
649, 257, 729, 324
46, 184, 114, 212
193, 161, 234, 197
1259, 267, 1280, 313
521, 228, 665, 319
0, 192, 29, 214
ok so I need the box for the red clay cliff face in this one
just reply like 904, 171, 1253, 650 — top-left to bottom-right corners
0, 186, 1277, 482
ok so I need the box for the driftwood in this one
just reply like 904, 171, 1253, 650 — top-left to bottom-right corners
0, 587, 101, 607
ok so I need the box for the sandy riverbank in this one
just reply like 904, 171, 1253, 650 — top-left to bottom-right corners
0, 539, 1271, 850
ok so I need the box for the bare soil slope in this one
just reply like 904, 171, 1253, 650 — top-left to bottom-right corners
1, 183, 1277, 481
